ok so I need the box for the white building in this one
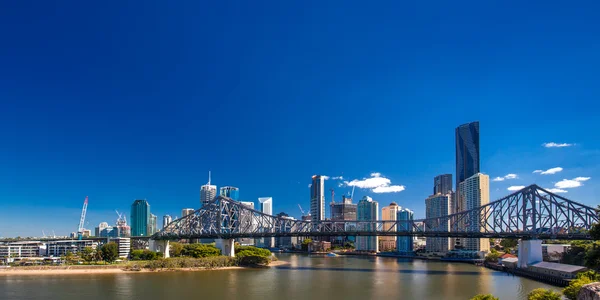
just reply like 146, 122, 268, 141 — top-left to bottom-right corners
162, 215, 172, 229
425, 193, 453, 253
200, 171, 217, 207
259, 197, 274, 248
356, 196, 379, 252
181, 208, 195, 218
108, 237, 131, 258
0, 241, 46, 259
47, 240, 98, 257
458, 173, 490, 252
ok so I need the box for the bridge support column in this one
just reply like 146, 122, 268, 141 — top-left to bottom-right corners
517, 239, 542, 268
149, 240, 170, 258
216, 239, 235, 257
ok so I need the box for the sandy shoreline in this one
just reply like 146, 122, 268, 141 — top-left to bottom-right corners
0, 260, 290, 276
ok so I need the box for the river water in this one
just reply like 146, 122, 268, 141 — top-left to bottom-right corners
0, 254, 560, 300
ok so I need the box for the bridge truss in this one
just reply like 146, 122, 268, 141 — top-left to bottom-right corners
153, 185, 598, 240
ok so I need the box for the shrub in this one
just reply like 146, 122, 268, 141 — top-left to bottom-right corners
470, 294, 499, 300
527, 288, 561, 300
235, 246, 271, 258
130, 249, 160, 261
182, 243, 221, 258
237, 255, 270, 266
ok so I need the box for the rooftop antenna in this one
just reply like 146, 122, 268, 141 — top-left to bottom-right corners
208, 171, 211, 185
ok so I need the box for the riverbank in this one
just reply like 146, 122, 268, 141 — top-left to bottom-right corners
0, 260, 289, 276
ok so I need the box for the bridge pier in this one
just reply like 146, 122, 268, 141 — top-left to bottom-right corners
517, 239, 542, 268
216, 239, 235, 257
149, 239, 170, 258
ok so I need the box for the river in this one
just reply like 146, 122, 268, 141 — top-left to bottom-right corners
0, 254, 560, 300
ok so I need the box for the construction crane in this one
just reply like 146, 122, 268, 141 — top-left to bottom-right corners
77, 196, 89, 240
298, 204, 306, 216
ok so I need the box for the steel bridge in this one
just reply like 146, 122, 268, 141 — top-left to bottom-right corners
153, 185, 599, 241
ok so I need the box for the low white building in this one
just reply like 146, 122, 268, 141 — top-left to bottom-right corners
108, 238, 131, 258
47, 240, 97, 257
0, 241, 46, 259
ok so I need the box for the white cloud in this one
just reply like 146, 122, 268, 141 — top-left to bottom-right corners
372, 185, 406, 193
554, 177, 591, 189
533, 167, 563, 175
322, 175, 330, 180
493, 173, 518, 181
332, 176, 344, 180
337, 183, 344, 187
543, 142, 574, 148
507, 186, 525, 191
344, 172, 405, 194
546, 188, 568, 193
308, 184, 312, 188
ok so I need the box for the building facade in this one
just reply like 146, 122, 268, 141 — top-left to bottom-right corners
425, 193, 453, 253
108, 237, 131, 258
239, 201, 255, 246
219, 186, 240, 200
379, 202, 400, 251
458, 173, 490, 252
130, 199, 150, 236
47, 240, 97, 257
181, 208, 195, 218
95, 222, 110, 237
0, 241, 45, 258
148, 214, 158, 235
397, 208, 414, 253
455, 121, 480, 195
258, 197, 274, 248
162, 215, 172, 229
310, 175, 325, 221
330, 196, 357, 221
356, 196, 378, 252
200, 172, 217, 207
434, 174, 453, 195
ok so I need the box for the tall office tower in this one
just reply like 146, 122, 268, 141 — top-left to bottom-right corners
162, 215, 172, 229
425, 193, 453, 253
148, 214, 157, 235
397, 208, 414, 253
95, 222, 109, 237
200, 171, 217, 207
458, 173, 490, 253
219, 186, 240, 200
181, 208, 195, 218
330, 196, 357, 221
456, 121, 480, 197
434, 174, 453, 195
130, 199, 150, 236
259, 197, 274, 247
310, 175, 325, 221
356, 196, 379, 252
379, 202, 400, 251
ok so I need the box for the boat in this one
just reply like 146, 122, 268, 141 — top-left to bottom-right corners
326, 252, 340, 257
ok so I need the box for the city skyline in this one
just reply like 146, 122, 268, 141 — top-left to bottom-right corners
1, 2, 599, 237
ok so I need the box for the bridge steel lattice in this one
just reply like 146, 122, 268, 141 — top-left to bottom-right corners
153, 185, 598, 241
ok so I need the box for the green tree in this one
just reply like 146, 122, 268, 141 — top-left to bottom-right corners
169, 242, 184, 257
100, 242, 119, 263
470, 294, 499, 300
563, 271, 600, 300
500, 238, 518, 249
81, 247, 95, 263
527, 288, 561, 300
301, 239, 312, 251
182, 243, 221, 258
485, 251, 501, 263
64, 251, 75, 264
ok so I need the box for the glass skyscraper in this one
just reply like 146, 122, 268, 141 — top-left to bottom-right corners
434, 174, 453, 195
130, 199, 150, 236
455, 121, 480, 192
356, 196, 378, 252
310, 175, 325, 221
397, 208, 414, 253
220, 186, 240, 200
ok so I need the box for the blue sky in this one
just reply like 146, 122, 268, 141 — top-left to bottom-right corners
1, 1, 599, 237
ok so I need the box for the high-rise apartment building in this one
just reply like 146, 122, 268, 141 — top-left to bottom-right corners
130, 199, 150, 236
356, 196, 379, 252
456, 121, 480, 193
181, 208, 195, 218
425, 193, 453, 253
397, 208, 414, 253
259, 197, 274, 248
458, 173, 490, 253
219, 186, 240, 200
434, 174, 453, 195
95, 222, 109, 237
162, 215, 172, 229
380, 202, 400, 251
148, 214, 157, 235
200, 172, 217, 207
310, 175, 325, 221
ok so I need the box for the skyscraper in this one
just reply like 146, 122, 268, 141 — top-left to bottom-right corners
200, 171, 217, 207
356, 196, 379, 252
259, 197, 274, 247
148, 214, 157, 235
310, 175, 325, 221
425, 193, 452, 252
162, 215, 172, 229
219, 186, 240, 200
130, 199, 150, 236
434, 174, 453, 195
239, 201, 255, 246
380, 202, 400, 251
455, 121, 480, 193
181, 208, 195, 218
458, 173, 490, 253
330, 196, 357, 221
397, 208, 414, 253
